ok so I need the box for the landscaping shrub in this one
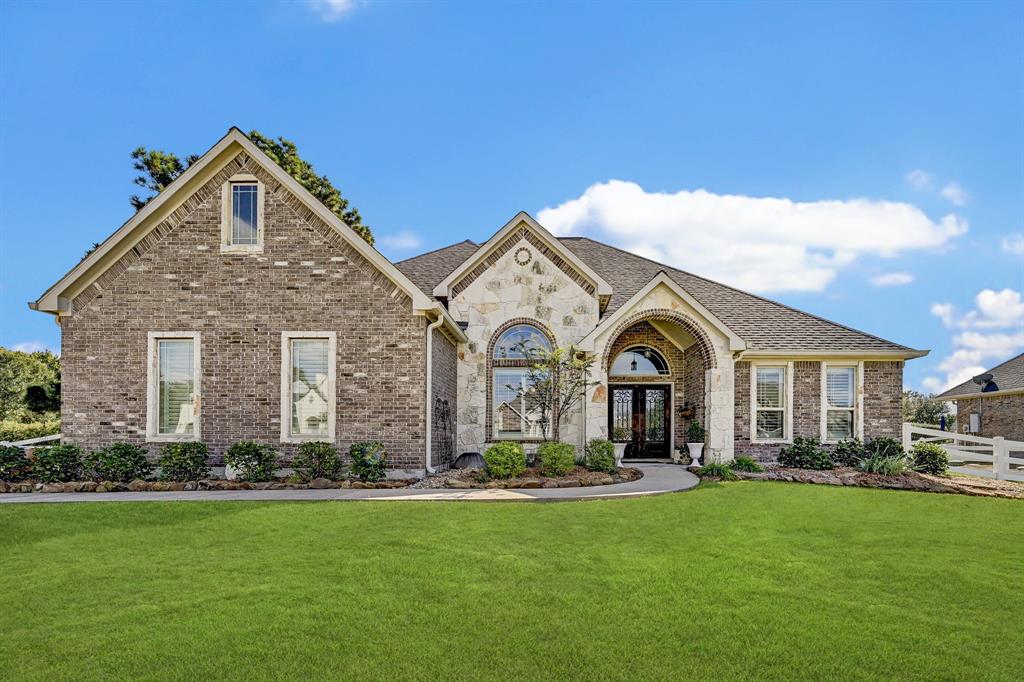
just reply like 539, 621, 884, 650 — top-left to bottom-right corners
224, 441, 278, 482
857, 453, 909, 476
730, 456, 764, 473
833, 438, 866, 468
0, 445, 32, 481
866, 437, 905, 460
686, 420, 706, 443
537, 442, 576, 477
157, 442, 210, 481
31, 444, 84, 483
777, 437, 832, 469
483, 442, 525, 479
293, 441, 342, 481
0, 417, 60, 443
584, 438, 616, 473
696, 461, 738, 481
911, 442, 949, 475
350, 441, 387, 482
86, 442, 152, 482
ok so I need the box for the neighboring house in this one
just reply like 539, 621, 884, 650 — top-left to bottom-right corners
934, 353, 1024, 441
31, 128, 928, 474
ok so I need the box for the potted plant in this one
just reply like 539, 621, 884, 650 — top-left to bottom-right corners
686, 420, 706, 467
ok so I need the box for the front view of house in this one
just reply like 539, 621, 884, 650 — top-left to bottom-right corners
31, 129, 926, 474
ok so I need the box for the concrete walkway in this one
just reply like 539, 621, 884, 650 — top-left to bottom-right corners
0, 464, 699, 504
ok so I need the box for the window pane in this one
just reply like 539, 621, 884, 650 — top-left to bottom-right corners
756, 367, 785, 408
291, 339, 329, 436
158, 339, 194, 434
231, 184, 258, 245
493, 324, 551, 359
610, 346, 669, 376
826, 367, 855, 408
827, 410, 854, 441
756, 410, 784, 440
493, 368, 545, 438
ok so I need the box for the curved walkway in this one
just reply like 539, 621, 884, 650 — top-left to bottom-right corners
0, 464, 699, 504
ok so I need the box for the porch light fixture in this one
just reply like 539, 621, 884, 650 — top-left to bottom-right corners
630, 352, 638, 372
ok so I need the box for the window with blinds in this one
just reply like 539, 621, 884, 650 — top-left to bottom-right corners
825, 366, 856, 440
148, 334, 199, 439
290, 339, 329, 437
231, 183, 259, 245
755, 366, 786, 440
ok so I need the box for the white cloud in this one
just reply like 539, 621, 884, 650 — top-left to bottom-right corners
923, 288, 1024, 392
1002, 233, 1024, 256
537, 180, 967, 293
10, 341, 49, 353
940, 182, 968, 206
379, 230, 422, 251
870, 272, 914, 287
906, 169, 933, 191
306, 0, 363, 22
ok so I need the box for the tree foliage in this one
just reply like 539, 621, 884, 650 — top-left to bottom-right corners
129, 130, 373, 244
512, 344, 598, 441
0, 347, 60, 422
902, 390, 951, 426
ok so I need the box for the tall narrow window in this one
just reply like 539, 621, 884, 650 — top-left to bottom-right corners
231, 183, 259, 245
825, 366, 856, 440
147, 332, 200, 440
490, 322, 552, 440
755, 366, 786, 440
281, 332, 336, 442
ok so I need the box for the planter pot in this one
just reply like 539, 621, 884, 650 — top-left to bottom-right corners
613, 442, 627, 468
687, 442, 705, 467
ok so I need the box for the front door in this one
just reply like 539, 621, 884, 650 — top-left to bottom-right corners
609, 385, 670, 459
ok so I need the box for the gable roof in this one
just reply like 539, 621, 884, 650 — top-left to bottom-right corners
396, 233, 925, 356
430, 212, 613, 300
395, 240, 479, 296
30, 128, 465, 341
935, 353, 1024, 399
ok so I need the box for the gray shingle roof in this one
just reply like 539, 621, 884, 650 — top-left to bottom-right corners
396, 236, 920, 354
935, 353, 1024, 399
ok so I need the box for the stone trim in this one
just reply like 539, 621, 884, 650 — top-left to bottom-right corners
601, 308, 718, 371
485, 317, 557, 443
451, 225, 597, 298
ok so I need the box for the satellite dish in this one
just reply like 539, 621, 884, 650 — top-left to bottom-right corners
972, 373, 994, 385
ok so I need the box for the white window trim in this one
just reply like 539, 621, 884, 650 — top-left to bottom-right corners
220, 173, 265, 253
750, 361, 793, 444
280, 331, 337, 443
820, 361, 864, 443
146, 331, 201, 442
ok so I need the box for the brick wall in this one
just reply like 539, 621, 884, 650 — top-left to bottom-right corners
60, 151, 430, 469
431, 328, 458, 469
863, 361, 903, 440
954, 394, 1024, 441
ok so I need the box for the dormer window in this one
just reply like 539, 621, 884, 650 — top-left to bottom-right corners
221, 173, 264, 252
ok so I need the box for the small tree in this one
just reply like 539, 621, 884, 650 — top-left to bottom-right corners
510, 344, 597, 441
902, 390, 951, 426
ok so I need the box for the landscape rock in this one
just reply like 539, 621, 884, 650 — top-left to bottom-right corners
308, 477, 333, 489
127, 479, 148, 492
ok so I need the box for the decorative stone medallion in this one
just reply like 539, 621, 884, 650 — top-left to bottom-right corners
513, 247, 532, 266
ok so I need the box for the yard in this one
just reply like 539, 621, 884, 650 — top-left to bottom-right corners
1, 483, 1021, 681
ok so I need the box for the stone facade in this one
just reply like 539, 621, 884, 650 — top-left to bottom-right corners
953, 394, 1024, 441
448, 232, 600, 455
60, 151, 432, 469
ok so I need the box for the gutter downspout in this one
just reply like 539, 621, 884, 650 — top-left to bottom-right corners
424, 310, 446, 476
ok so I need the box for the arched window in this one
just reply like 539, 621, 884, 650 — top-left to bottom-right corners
490, 322, 552, 440
610, 346, 670, 376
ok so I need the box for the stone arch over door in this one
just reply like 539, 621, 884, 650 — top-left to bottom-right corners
592, 307, 735, 462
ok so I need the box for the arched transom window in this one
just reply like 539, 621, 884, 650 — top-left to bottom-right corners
610, 346, 670, 376
491, 323, 552, 440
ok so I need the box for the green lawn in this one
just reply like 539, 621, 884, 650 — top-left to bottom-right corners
1, 483, 1021, 681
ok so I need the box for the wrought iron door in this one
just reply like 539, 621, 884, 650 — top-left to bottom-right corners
608, 385, 670, 459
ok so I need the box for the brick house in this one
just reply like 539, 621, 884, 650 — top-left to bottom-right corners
934, 353, 1024, 441
31, 129, 928, 475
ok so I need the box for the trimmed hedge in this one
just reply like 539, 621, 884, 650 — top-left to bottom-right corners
224, 441, 278, 482
0, 445, 32, 481
911, 442, 949, 475
158, 442, 210, 481
833, 438, 866, 468
584, 438, 616, 473
537, 442, 576, 477
32, 444, 84, 483
293, 441, 342, 481
0, 418, 60, 443
483, 442, 525, 479
778, 437, 832, 470
350, 441, 387, 482
86, 442, 152, 482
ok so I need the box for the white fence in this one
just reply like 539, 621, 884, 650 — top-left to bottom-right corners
0, 433, 61, 448
903, 423, 1024, 482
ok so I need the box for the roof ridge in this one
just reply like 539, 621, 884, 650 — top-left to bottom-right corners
396, 239, 477, 265
560, 236, 915, 352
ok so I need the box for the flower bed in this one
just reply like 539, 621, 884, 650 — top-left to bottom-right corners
0, 477, 413, 494
411, 466, 642, 490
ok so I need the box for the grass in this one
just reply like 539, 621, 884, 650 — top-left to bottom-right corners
1, 483, 1022, 681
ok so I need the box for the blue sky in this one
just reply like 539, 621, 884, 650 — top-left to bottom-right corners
1, 0, 1021, 392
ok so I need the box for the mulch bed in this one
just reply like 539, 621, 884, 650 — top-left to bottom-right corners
0, 477, 413, 494
411, 466, 642, 490
708, 466, 1024, 500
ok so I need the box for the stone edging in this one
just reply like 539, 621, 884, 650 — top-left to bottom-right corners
0, 477, 412, 495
